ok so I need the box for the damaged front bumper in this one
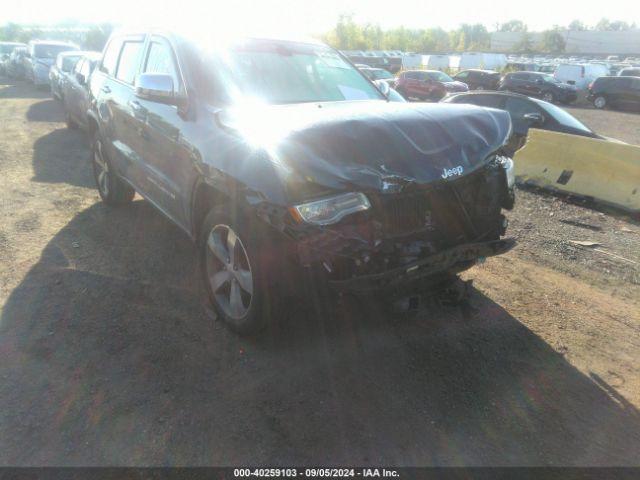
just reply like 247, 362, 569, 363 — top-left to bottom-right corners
326, 238, 515, 293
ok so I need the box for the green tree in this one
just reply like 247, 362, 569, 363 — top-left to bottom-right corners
498, 20, 527, 32
568, 20, 587, 31
514, 31, 534, 53
540, 29, 566, 53
0, 23, 24, 41
83, 24, 113, 51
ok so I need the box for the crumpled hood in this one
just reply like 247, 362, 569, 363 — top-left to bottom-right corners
218, 100, 511, 192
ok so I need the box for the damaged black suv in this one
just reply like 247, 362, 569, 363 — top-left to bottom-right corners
88, 30, 515, 333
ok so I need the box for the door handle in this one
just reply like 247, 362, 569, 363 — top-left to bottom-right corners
101, 85, 111, 94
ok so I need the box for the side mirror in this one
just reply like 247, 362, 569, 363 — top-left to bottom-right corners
135, 73, 175, 104
523, 112, 544, 125
76, 72, 86, 85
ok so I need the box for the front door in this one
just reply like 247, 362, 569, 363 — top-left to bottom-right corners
132, 36, 197, 229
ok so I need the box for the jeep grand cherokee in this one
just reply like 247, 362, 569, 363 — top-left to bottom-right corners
87, 30, 515, 334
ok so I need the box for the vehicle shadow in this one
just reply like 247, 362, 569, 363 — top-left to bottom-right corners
0, 78, 49, 100
26, 98, 62, 123
1, 201, 639, 466
31, 128, 94, 189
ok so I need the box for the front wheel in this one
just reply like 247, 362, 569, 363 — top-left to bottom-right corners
91, 133, 135, 206
200, 207, 281, 335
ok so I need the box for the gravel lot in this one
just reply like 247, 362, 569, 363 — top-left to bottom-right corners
1, 79, 639, 466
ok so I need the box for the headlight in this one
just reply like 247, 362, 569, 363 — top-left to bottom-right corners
291, 192, 370, 226
501, 157, 515, 189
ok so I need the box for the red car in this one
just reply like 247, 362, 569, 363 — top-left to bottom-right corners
396, 70, 468, 101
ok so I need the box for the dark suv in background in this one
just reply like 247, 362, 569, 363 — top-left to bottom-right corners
587, 76, 640, 110
87, 30, 515, 334
500, 71, 577, 104
452, 69, 500, 90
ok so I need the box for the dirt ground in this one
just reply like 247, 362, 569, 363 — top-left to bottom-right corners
1, 79, 639, 466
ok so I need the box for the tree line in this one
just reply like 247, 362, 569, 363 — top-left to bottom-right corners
0, 22, 114, 51
1, 16, 637, 54
321, 15, 638, 53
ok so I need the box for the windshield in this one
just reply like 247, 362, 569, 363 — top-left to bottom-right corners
426, 71, 454, 82
212, 40, 383, 104
33, 44, 76, 59
537, 101, 593, 133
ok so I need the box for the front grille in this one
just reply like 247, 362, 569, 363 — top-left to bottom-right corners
375, 193, 431, 236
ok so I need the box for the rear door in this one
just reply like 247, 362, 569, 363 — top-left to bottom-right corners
625, 78, 640, 110
100, 35, 147, 189
508, 73, 527, 94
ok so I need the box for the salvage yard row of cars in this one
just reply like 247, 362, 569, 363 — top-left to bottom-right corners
0, 34, 637, 335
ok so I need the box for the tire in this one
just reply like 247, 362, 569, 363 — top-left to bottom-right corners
593, 95, 607, 109
65, 110, 78, 130
91, 132, 135, 206
541, 91, 556, 103
200, 206, 279, 335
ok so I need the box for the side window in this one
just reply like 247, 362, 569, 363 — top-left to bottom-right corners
456, 71, 469, 79
115, 41, 144, 85
101, 38, 122, 76
466, 94, 503, 108
143, 40, 180, 92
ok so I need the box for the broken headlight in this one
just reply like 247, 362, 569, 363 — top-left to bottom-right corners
503, 157, 515, 189
291, 192, 371, 226
495, 155, 515, 189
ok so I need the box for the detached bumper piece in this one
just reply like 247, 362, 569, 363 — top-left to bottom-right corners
328, 238, 515, 293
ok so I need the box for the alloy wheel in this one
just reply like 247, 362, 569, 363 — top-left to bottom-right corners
205, 224, 253, 320
542, 92, 554, 102
594, 96, 606, 109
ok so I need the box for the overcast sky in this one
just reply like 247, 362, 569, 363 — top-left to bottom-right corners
2, 0, 639, 33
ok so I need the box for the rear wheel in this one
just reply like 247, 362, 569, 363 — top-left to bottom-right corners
91, 133, 135, 206
593, 95, 607, 109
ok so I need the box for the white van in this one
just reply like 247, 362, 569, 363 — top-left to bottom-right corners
422, 54, 450, 70
554, 63, 609, 90
458, 52, 507, 71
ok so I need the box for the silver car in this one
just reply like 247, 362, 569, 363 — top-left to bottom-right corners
25, 40, 79, 87
62, 51, 101, 130
49, 51, 84, 100
0, 42, 26, 75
